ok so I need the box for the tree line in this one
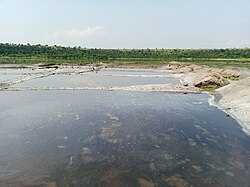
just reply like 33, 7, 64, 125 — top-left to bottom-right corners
0, 43, 249, 62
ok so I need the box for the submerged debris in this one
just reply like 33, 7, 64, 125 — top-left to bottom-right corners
224, 171, 235, 177
164, 176, 190, 187
138, 178, 156, 187
192, 165, 202, 172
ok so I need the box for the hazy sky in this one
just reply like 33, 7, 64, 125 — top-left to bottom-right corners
0, 0, 249, 48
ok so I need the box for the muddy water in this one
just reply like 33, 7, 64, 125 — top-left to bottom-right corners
0, 90, 249, 187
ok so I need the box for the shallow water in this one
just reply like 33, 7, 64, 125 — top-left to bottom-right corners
0, 90, 249, 187
0, 74, 24, 82
241, 69, 250, 75
0, 68, 49, 83
0, 68, 48, 75
12, 69, 179, 88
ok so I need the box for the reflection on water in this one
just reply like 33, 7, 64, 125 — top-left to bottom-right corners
0, 74, 23, 82
12, 69, 179, 88
0, 90, 249, 187
0, 68, 47, 75
0, 68, 50, 83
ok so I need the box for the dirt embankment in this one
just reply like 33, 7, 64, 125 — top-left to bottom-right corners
159, 62, 238, 88
211, 78, 250, 135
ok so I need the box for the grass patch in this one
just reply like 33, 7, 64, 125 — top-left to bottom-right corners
0, 57, 250, 69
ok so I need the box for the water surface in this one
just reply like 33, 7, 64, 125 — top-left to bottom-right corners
12, 69, 179, 88
0, 90, 249, 187
0, 68, 49, 83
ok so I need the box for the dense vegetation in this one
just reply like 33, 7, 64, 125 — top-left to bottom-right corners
0, 43, 250, 68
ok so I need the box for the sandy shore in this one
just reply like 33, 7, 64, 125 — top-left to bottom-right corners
210, 78, 250, 135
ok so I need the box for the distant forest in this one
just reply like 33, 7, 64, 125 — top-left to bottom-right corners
0, 43, 250, 67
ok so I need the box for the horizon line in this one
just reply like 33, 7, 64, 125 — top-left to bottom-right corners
1, 43, 249, 50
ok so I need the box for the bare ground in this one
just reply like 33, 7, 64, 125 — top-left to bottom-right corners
210, 78, 250, 135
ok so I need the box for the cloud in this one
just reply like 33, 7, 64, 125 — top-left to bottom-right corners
53, 26, 106, 39
43, 26, 108, 46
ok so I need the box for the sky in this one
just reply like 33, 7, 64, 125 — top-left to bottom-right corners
0, 0, 249, 49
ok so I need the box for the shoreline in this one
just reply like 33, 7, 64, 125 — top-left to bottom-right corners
210, 78, 250, 136
157, 63, 250, 136
209, 95, 250, 136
